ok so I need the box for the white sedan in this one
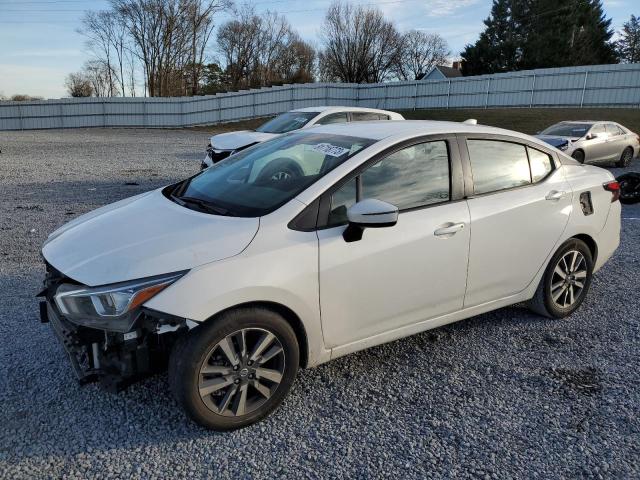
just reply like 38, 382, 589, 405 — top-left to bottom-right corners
40, 120, 620, 430
202, 106, 404, 168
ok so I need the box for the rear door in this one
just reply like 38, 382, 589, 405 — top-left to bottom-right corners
460, 136, 572, 307
605, 124, 627, 161
317, 137, 470, 348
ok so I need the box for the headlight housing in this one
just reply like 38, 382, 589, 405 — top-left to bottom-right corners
54, 271, 187, 332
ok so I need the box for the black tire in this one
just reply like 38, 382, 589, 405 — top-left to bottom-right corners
255, 158, 303, 184
618, 173, 640, 205
527, 238, 594, 319
616, 147, 633, 168
571, 150, 585, 164
169, 307, 299, 431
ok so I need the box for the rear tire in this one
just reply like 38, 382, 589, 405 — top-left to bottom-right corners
527, 238, 593, 319
571, 150, 585, 164
169, 307, 299, 431
616, 147, 633, 168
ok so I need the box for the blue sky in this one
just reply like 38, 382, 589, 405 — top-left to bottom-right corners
0, 0, 635, 99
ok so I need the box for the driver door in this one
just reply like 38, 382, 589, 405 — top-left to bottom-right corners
584, 124, 610, 163
317, 138, 470, 349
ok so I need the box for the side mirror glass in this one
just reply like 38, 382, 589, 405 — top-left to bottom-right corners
343, 199, 399, 242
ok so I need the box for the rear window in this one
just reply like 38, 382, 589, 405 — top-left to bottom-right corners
351, 112, 390, 121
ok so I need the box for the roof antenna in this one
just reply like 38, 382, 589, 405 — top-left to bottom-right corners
463, 119, 477, 125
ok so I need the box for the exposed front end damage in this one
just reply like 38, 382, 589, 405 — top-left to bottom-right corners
38, 263, 193, 392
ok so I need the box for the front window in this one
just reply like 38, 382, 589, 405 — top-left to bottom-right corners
168, 133, 373, 217
328, 140, 450, 226
255, 112, 319, 134
541, 122, 591, 138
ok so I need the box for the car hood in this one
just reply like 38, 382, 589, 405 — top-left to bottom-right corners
209, 131, 279, 150
535, 135, 580, 147
42, 189, 259, 286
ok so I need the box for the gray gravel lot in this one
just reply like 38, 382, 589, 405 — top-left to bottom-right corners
0, 128, 639, 479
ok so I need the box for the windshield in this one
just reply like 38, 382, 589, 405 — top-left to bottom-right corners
541, 122, 591, 138
255, 112, 319, 134
169, 132, 374, 217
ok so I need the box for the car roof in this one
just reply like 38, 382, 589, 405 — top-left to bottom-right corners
555, 120, 601, 125
304, 119, 537, 142
291, 106, 396, 115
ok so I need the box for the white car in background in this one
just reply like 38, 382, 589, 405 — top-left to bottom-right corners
202, 106, 404, 169
40, 120, 620, 431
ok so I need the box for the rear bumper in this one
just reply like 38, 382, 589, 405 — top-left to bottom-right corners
593, 200, 621, 273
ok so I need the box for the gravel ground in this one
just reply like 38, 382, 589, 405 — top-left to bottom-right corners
0, 128, 639, 479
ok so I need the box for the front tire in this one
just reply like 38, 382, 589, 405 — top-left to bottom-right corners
571, 150, 585, 164
169, 307, 299, 431
527, 238, 594, 319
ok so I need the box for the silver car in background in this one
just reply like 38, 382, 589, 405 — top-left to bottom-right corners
536, 121, 639, 167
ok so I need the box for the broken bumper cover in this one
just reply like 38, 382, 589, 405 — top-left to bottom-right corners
41, 299, 183, 391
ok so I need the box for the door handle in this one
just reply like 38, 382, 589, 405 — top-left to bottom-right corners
434, 222, 465, 237
545, 190, 566, 201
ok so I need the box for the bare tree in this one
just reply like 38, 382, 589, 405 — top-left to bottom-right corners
394, 30, 449, 81
319, 1, 402, 83
65, 73, 95, 97
110, 0, 228, 96
217, 5, 316, 89
216, 5, 263, 88
79, 11, 119, 96
83, 60, 118, 97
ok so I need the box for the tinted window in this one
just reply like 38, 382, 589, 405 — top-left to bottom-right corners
606, 124, 624, 136
329, 178, 357, 225
351, 112, 389, 121
590, 124, 606, 136
328, 141, 450, 225
255, 112, 318, 134
361, 141, 449, 209
527, 147, 553, 183
468, 140, 531, 194
172, 132, 373, 217
316, 112, 348, 125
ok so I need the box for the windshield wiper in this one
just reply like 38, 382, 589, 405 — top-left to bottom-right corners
171, 195, 234, 216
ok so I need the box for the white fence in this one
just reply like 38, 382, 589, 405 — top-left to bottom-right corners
1, 63, 639, 130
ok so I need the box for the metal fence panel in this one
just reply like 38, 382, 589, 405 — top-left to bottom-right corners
1, 63, 639, 130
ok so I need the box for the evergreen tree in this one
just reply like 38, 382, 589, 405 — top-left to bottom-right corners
617, 15, 640, 63
461, 0, 617, 74
461, 0, 523, 75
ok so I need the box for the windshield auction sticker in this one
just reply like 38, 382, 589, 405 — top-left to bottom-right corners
311, 143, 350, 157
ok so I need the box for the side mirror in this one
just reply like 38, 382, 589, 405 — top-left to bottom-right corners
586, 133, 598, 140
343, 199, 398, 242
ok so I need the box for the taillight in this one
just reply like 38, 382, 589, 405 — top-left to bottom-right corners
603, 181, 620, 202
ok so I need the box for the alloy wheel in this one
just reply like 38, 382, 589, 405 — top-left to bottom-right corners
270, 171, 292, 181
550, 250, 587, 308
198, 328, 286, 417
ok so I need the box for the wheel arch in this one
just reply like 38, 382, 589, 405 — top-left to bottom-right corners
572, 148, 586, 162
201, 301, 310, 368
571, 233, 598, 264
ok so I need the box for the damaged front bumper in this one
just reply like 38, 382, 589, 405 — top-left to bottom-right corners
38, 265, 192, 392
